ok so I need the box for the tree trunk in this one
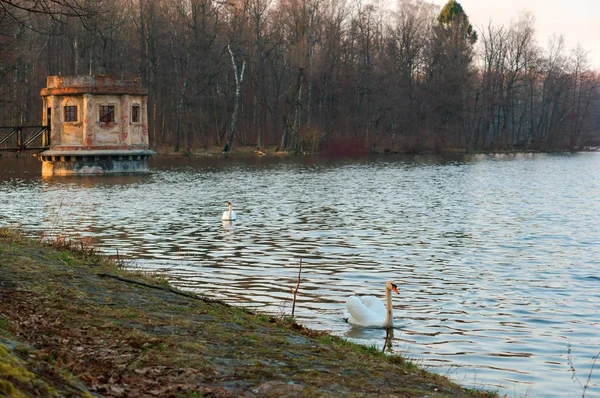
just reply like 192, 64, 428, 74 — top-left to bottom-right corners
223, 45, 246, 153
277, 67, 304, 152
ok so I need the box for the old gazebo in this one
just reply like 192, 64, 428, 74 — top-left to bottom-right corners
38, 75, 155, 176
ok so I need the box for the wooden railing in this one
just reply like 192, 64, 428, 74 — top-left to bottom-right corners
0, 126, 50, 151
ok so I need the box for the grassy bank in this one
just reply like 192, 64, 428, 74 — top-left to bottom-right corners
0, 228, 498, 397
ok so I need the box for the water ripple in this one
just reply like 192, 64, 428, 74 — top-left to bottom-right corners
1, 153, 600, 397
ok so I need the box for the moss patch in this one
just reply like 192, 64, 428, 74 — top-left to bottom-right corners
0, 338, 93, 397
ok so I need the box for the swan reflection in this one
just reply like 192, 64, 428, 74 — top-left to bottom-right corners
344, 325, 395, 352
221, 220, 235, 243
383, 326, 393, 352
345, 324, 407, 353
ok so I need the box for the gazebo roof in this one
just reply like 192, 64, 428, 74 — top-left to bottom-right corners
41, 75, 148, 97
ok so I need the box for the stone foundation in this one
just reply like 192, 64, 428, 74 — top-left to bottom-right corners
39, 150, 155, 176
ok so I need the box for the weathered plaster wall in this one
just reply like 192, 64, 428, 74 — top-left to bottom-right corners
40, 75, 150, 150
91, 94, 121, 145
59, 96, 83, 145
53, 94, 150, 148
128, 96, 145, 146
49, 96, 62, 146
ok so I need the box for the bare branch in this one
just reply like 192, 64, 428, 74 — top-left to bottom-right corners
0, 0, 94, 33
290, 258, 302, 317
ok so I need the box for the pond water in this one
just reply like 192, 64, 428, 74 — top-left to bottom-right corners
1, 152, 599, 397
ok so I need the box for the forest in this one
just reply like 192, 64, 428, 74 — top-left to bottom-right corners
1, 0, 599, 154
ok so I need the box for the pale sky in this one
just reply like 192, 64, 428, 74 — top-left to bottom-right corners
427, 0, 600, 70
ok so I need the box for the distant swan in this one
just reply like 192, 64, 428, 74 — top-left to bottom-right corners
222, 201, 237, 221
345, 281, 399, 327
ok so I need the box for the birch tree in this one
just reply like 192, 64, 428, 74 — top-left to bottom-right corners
222, 44, 246, 152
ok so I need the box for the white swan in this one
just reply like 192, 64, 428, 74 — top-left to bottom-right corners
345, 281, 399, 327
222, 201, 237, 221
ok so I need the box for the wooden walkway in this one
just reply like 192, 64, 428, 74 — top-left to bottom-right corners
0, 126, 50, 152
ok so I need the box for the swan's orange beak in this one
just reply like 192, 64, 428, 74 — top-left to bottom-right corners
392, 285, 399, 294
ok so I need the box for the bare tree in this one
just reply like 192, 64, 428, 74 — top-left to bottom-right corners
1, 0, 599, 152
0, 0, 94, 33
223, 44, 246, 152
387, 0, 435, 150
565, 45, 597, 150
473, 22, 508, 151
247, 0, 273, 149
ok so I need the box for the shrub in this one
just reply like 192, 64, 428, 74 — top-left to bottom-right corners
320, 137, 369, 156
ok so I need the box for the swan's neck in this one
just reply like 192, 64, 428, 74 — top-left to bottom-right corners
384, 288, 393, 327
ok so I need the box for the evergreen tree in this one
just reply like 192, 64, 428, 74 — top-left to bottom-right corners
425, 0, 477, 150
438, 0, 477, 44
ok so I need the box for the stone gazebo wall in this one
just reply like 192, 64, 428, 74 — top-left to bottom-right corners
39, 75, 155, 176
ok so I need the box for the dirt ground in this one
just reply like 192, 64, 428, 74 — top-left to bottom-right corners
0, 229, 498, 397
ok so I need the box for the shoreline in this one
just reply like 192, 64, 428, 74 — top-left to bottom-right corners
151, 145, 599, 158
0, 228, 497, 397
1, 144, 598, 161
